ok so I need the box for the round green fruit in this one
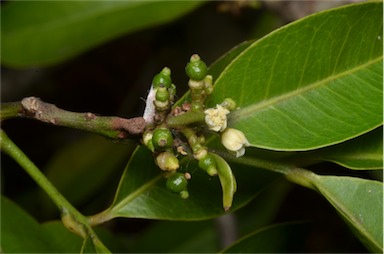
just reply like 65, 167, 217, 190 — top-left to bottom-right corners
166, 173, 188, 193
152, 128, 173, 150
152, 67, 172, 88
185, 54, 208, 81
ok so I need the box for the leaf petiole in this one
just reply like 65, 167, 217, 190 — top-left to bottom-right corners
0, 129, 110, 253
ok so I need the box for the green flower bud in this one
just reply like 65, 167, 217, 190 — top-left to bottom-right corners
203, 75, 214, 95
142, 132, 155, 152
221, 98, 237, 111
155, 86, 170, 102
153, 67, 172, 88
156, 151, 179, 171
198, 154, 218, 176
166, 172, 188, 194
185, 54, 208, 81
153, 128, 173, 150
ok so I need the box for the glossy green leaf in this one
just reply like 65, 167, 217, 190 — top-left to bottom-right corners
208, 1, 383, 151
40, 135, 134, 216
1, 196, 54, 252
312, 176, 383, 253
221, 222, 310, 253
209, 40, 255, 81
306, 127, 383, 169
41, 222, 83, 252
94, 146, 279, 221
1, 196, 82, 253
1, 1, 203, 67
175, 41, 254, 108
286, 170, 384, 253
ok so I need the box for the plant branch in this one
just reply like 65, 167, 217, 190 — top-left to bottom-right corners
1, 97, 146, 139
0, 129, 110, 252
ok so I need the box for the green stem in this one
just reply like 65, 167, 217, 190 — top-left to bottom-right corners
219, 151, 316, 190
0, 129, 110, 252
1, 97, 145, 139
180, 127, 205, 155
166, 110, 205, 127
0, 102, 22, 120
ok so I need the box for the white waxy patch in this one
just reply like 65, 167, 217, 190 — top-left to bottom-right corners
143, 84, 157, 124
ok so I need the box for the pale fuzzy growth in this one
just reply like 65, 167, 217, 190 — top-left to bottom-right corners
204, 104, 230, 132
143, 84, 157, 124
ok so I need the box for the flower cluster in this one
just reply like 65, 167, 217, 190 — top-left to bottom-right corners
141, 54, 250, 210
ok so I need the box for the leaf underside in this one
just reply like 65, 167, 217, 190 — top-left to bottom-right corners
208, 1, 383, 151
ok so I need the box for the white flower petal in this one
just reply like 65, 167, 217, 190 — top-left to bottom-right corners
204, 105, 230, 132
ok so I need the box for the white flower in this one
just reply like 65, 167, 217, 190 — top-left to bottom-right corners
204, 105, 230, 132
221, 128, 250, 158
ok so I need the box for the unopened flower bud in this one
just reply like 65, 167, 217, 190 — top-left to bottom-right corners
152, 67, 172, 88
221, 98, 237, 111
203, 75, 213, 95
156, 151, 179, 171
143, 132, 155, 152
221, 128, 250, 158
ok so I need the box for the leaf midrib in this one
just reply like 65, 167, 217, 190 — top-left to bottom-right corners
314, 178, 382, 252
229, 56, 383, 124
110, 175, 162, 215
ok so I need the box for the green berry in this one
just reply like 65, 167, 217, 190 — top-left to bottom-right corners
166, 172, 188, 193
185, 54, 208, 81
153, 128, 173, 150
153, 67, 172, 88
198, 154, 218, 176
